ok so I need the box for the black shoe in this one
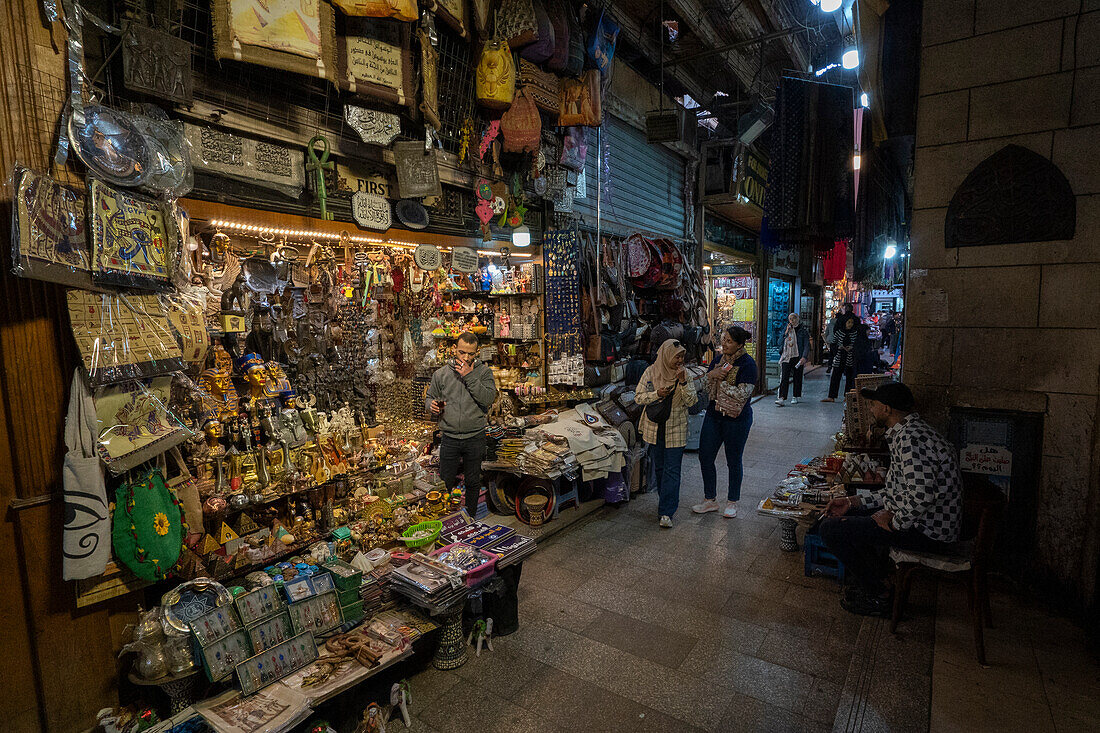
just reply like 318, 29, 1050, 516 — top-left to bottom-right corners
840, 588, 891, 617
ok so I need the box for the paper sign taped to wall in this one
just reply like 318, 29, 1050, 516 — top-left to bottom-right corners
960, 443, 1012, 477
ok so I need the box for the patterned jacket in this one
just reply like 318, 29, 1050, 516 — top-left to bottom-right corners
856, 413, 962, 542
635, 367, 699, 448
830, 328, 858, 368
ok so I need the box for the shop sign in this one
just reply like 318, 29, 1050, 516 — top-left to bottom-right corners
336, 161, 392, 198
735, 145, 769, 210
710, 264, 753, 276
769, 244, 799, 274
451, 246, 479, 273
960, 444, 1012, 477
351, 191, 391, 231
183, 123, 305, 198
704, 216, 757, 257
872, 288, 904, 298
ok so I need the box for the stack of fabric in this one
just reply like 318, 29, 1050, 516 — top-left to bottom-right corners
515, 436, 577, 479
534, 404, 628, 482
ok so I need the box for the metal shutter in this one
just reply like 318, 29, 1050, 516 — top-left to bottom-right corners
573, 116, 686, 239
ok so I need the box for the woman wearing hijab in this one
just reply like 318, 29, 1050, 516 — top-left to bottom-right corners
636, 339, 698, 528
823, 314, 859, 402
693, 326, 757, 519
775, 313, 810, 406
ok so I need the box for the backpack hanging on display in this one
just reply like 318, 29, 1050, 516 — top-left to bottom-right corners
519, 0, 555, 63
624, 233, 653, 279
501, 87, 541, 153
476, 38, 516, 110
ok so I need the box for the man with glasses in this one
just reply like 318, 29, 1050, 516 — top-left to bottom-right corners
426, 332, 498, 517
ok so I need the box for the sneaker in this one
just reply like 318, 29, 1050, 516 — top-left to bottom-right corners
692, 500, 719, 514
821, 398, 836, 403
723, 502, 738, 519
790, 397, 800, 404
659, 515, 673, 528
774, 398, 786, 407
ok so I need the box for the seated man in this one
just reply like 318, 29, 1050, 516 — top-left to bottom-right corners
820, 382, 962, 616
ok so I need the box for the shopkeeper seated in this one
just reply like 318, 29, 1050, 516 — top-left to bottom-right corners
820, 382, 962, 617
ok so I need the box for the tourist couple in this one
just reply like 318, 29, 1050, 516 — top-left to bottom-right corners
635, 326, 757, 528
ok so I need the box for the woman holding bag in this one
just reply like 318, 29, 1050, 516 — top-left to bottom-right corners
636, 339, 698, 528
693, 326, 757, 518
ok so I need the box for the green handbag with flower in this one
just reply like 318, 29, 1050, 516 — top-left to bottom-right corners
111, 467, 186, 582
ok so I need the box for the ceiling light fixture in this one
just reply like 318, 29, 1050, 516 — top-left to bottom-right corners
820, 0, 842, 12
860, 92, 869, 108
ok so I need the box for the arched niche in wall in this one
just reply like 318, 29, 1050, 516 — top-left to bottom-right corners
944, 144, 1075, 248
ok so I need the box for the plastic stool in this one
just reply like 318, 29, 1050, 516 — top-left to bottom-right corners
554, 477, 580, 519
804, 532, 845, 582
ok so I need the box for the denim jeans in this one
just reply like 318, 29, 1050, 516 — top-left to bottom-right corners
699, 408, 753, 502
648, 441, 684, 518
439, 433, 486, 516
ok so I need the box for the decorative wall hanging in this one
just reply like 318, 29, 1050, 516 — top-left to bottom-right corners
69, 105, 152, 188
351, 191, 393, 230
332, 0, 418, 21
122, 22, 193, 103
307, 135, 335, 220
337, 16, 415, 107
159, 290, 210, 364
518, 59, 560, 112
213, 0, 337, 81
94, 377, 192, 475
345, 104, 401, 145
451, 246, 479, 273
128, 113, 194, 196
945, 144, 1075, 248
393, 141, 442, 198
68, 289, 185, 386
498, 0, 538, 49
425, 0, 469, 38
11, 166, 92, 288
558, 70, 602, 127
396, 199, 429, 229
501, 87, 541, 154
89, 179, 172, 290
519, 0, 554, 63
476, 39, 516, 110
417, 27, 442, 129
414, 244, 442, 270
184, 123, 306, 198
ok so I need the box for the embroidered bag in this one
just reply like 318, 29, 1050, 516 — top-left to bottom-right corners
518, 59, 560, 112
501, 87, 542, 153
112, 466, 186, 582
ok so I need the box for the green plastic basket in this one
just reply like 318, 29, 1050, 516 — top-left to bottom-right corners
402, 520, 443, 549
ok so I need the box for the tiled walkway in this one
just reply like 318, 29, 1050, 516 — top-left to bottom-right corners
398, 369, 1100, 732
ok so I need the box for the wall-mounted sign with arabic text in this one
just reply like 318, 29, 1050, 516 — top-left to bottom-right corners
450, 246, 479, 273
344, 105, 400, 146
351, 191, 392, 231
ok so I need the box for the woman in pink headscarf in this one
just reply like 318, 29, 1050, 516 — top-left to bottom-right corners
635, 338, 698, 528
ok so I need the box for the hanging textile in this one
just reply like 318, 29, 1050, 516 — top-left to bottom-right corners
823, 240, 847, 283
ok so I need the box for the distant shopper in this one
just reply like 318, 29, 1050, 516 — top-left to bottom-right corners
823, 308, 840, 374
879, 312, 897, 353
775, 313, 810, 406
890, 312, 904, 361
854, 323, 877, 376
426, 332, 498, 517
636, 339, 698, 528
820, 382, 961, 616
822, 314, 859, 402
693, 326, 757, 519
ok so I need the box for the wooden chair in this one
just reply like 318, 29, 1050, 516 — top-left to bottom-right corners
889, 476, 1006, 665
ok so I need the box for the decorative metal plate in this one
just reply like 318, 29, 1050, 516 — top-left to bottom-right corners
69, 105, 152, 187
393, 141, 442, 199
122, 22, 193, 104
351, 191, 392, 231
345, 105, 401, 146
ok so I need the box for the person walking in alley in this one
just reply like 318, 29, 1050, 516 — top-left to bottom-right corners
693, 326, 757, 519
636, 339, 698, 528
822, 313, 859, 402
819, 382, 961, 616
879, 311, 897, 354
775, 313, 810, 406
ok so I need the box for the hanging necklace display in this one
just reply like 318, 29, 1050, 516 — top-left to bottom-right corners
344, 105, 401, 146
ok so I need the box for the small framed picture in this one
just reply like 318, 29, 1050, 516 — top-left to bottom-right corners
236, 585, 286, 625
189, 604, 241, 647
201, 629, 253, 682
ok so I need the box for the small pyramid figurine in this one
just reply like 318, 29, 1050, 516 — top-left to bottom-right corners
235, 513, 260, 536
199, 533, 221, 556
217, 522, 239, 544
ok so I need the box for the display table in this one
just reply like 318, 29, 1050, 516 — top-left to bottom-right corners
755, 499, 816, 552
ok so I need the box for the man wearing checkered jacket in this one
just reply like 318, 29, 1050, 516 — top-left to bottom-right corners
820, 382, 962, 617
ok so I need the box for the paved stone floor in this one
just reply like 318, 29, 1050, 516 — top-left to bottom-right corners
395, 369, 1100, 732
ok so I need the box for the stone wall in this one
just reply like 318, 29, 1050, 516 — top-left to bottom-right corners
908, 0, 1100, 610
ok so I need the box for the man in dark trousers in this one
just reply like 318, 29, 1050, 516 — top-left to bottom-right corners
425, 332, 498, 517
820, 382, 962, 616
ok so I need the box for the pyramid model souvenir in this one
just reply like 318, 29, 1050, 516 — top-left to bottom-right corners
218, 522, 239, 544
199, 533, 222, 556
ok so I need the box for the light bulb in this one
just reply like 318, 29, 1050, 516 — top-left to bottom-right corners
821, 0, 842, 12
884, 244, 897, 259
512, 224, 531, 247
842, 48, 860, 69
853, 154, 861, 170
860, 92, 869, 108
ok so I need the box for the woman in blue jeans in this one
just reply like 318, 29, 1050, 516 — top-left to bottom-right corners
635, 339, 698, 528
693, 326, 757, 518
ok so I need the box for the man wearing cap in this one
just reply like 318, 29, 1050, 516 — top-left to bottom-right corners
820, 382, 962, 616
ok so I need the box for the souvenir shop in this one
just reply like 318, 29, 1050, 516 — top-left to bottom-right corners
702, 216, 762, 364
0, 1, 671, 731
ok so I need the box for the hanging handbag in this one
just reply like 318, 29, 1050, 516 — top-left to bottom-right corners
476, 38, 516, 109
62, 370, 111, 580
518, 59, 561, 112
519, 0, 555, 63
112, 465, 186, 582
546, 3, 570, 71
162, 447, 202, 542
558, 69, 601, 126
501, 86, 542, 153
565, 5, 585, 76
586, 10, 620, 76
560, 126, 587, 171
715, 381, 748, 418
498, 0, 538, 49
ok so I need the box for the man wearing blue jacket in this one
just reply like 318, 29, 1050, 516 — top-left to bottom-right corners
425, 332, 498, 517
